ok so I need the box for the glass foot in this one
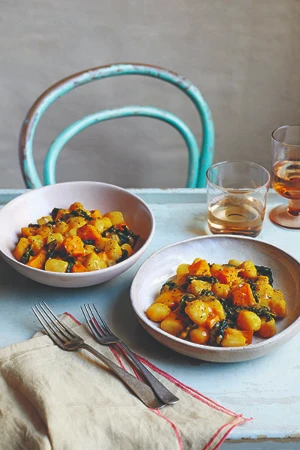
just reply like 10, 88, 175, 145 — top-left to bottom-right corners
269, 204, 300, 229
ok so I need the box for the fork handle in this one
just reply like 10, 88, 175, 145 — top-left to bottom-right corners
119, 342, 179, 405
80, 343, 163, 409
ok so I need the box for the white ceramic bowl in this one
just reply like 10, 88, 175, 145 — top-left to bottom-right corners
0, 181, 155, 288
131, 235, 300, 363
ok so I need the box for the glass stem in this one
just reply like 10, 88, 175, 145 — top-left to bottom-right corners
288, 199, 300, 216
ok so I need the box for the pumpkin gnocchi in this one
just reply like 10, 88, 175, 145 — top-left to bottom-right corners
13, 202, 139, 273
146, 258, 286, 347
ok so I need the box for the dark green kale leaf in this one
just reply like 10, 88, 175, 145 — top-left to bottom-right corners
20, 245, 33, 264
116, 249, 129, 263
255, 265, 274, 286
160, 280, 177, 293
210, 319, 229, 346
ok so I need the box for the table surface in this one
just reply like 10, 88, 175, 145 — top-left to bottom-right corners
0, 188, 299, 448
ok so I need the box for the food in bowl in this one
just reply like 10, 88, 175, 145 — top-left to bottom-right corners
0, 181, 154, 288
146, 257, 286, 347
13, 201, 139, 273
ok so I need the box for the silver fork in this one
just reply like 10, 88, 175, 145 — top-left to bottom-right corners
32, 302, 164, 409
81, 303, 179, 405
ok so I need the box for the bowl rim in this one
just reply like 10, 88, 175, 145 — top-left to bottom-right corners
0, 181, 156, 277
130, 234, 300, 355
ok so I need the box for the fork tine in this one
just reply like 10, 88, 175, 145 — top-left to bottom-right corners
82, 304, 107, 338
39, 303, 70, 340
32, 304, 66, 347
81, 304, 90, 328
81, 304, 99, 337
92, 303, 113, 336
41, 302, 76, 339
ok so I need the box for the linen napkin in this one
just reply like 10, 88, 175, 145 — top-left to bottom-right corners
0, 314, 250, 450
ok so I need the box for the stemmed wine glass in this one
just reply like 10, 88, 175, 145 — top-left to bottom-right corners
270, 125, 300, 229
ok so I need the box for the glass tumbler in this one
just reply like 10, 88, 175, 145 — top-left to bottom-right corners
206, 161, 270, 238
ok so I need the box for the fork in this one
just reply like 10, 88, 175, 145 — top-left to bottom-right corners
81, 303, 179, 405
32, 302, 164, 409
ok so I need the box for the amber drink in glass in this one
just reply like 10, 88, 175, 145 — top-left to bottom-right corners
270, 125, 300, 228
206, 161, 270, 238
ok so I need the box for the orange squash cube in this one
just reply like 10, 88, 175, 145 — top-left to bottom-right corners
69, 202, 86, 212
26, 249, 47, 270
155, 289, 183, 308
77, 224, 101, 242
71, 261, 88, 273
231, 283, 256, 307
205, 314, 220, 329
63, 236, 85, 257
21, 226, 37, 237
188, 259, 211, 276
240, 330, 253, 345
215, 266, 240, 284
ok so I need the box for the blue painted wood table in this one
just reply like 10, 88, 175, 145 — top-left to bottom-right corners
0, 188, 299, 449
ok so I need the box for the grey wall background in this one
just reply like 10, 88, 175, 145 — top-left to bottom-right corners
1, 0, 299, 188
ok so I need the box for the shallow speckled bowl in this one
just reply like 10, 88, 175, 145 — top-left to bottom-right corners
130, 235, 300, 363
0, 181, 155, 288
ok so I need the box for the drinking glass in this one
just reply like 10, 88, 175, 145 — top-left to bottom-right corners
206, 161, 270, 238
269, 125, 300, 229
